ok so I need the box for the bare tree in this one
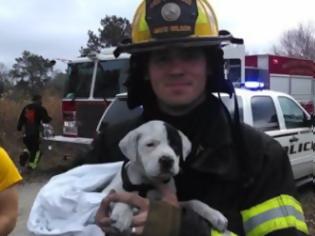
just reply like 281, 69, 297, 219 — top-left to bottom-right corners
0, 63, 9, 96
272, 23, 315, 60
0, 63, 9, 82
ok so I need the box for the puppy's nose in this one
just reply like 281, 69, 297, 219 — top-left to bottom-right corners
159, 156, 174, 170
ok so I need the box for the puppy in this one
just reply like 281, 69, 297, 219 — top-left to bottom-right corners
103, 120, 228, 234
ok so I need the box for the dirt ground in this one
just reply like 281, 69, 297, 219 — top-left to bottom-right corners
9, 170, 315, 236
299, 184, 315, 236
10, 176, 49, 236
9, 147, 78, 236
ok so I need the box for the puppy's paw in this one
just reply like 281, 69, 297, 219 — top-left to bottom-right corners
211, 210, 228, 232
181, 200, 228, 232
110, 203, 133, 233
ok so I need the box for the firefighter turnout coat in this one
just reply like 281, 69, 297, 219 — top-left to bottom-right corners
86, 95, 309, 236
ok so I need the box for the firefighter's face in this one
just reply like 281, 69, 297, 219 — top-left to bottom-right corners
148, 48, 207, 107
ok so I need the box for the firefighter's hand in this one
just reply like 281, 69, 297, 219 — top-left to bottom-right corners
157, 183, 179, 207
95, 190, 149, 235
95, 186, 179, 235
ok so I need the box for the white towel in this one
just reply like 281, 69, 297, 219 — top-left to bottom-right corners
27, 162, 123, 236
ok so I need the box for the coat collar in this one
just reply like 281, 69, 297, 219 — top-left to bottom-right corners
184, 97, 242, 181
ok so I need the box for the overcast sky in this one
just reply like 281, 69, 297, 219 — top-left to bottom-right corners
1, 0, 315, 71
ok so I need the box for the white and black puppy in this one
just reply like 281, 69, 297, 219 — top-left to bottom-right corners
103, 120, 228, 234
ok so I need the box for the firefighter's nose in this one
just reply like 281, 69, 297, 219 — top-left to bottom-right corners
159, 156, 174, 170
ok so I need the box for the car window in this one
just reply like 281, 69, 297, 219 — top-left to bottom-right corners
251, 96, 279, 131
220, 95, 243, 122
278, 96, 307, 129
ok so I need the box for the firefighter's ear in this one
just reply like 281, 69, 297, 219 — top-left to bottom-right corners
119, 129, 141, 161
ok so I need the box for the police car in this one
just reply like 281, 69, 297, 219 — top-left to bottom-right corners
97, 86, 315, 186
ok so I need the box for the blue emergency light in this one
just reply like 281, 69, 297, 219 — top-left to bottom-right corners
244, 67, 266, 90
242, 81, 265, 90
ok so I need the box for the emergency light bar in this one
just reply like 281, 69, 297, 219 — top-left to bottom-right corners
242, 81, 265, 91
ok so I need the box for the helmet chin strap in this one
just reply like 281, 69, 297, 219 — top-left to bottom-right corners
157, 92, 206, 116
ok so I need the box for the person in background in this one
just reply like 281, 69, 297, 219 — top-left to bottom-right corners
17, 94, 52, 171
0, 147, 22, 235
93, 0, 309, 235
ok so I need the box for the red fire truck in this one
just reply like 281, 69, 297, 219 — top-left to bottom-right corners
245, 55, 315, 114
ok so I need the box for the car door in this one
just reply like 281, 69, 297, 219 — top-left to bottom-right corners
249, 94, 313, 181
250, 95, 280, 132
275, 96, 314, 180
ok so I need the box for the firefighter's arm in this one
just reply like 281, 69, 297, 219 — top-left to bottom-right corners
41, 107, 52, 123
96, 188, 182, 236
17, 108, 25, 131
138, 141, 309, 236
0, 184, 19, 235
240, 139, 309, 235
96, 187, 235, 236
143, 203, 236, 236
0, 148, 22, 235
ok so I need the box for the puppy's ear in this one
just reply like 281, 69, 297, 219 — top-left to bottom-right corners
119, 129, 141, 161
177, 130, 192, 161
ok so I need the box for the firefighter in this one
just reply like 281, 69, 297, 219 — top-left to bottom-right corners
17, 94, 51, 171
94, 0, 309, 235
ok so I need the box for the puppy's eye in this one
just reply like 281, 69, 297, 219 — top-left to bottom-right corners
146, 142, 155, 147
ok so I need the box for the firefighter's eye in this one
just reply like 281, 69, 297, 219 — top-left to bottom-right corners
150, 54, 169, 64
180, 50, 204, 61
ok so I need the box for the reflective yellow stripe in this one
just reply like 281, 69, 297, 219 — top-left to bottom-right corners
138, 4, 147, 32
28, 162, 36, 169
210, 229, 238, 236
195, 0, 218, 36
196, 0, 208, 24
241, 195, 309, 235
132, 1, 151, 43
242, 195, 303, 221
28, 151, 41, 169
246, 215, 308, 236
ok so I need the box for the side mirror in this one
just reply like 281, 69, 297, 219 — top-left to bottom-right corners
305, 114, 315, 127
